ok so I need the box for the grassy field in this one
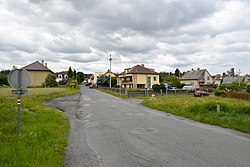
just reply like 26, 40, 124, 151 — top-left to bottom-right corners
0, 87, 79, 167
142, 96, 250, 134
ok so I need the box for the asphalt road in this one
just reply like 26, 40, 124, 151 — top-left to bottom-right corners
45, 86, 250, 167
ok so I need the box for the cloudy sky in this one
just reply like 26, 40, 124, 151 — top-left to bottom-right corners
1, 0, 250, 75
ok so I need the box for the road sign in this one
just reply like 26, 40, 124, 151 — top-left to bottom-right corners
8, 69, 31, 89
164, 83, 168, 89
12, 90, 28, 96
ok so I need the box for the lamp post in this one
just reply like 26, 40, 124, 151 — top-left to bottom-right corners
109, 54, 112, 88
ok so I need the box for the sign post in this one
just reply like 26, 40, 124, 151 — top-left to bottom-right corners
8, 68, 31, 136
164, 83, 168, 96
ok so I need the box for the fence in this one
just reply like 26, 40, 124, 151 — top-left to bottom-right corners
221, 92, 250, 100
97, 86, 195, 97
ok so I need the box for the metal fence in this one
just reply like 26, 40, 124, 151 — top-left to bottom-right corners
97, 86, 196, 97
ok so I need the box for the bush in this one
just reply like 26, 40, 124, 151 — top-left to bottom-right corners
246, 85, 250, 93
67, 79, 78, 88
214, 88, 227, 96
43, 73, 58, 87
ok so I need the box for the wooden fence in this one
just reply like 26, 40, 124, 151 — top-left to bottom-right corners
221, 93, 250, 100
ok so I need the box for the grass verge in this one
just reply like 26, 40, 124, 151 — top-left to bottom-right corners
142, 96, 250, 134
0, 87, 79, 167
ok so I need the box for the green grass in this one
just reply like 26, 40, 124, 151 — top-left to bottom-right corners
142, 96, 250, 134
0, 87, 79, 167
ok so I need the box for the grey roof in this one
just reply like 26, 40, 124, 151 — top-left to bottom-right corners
180, 69, 206, 80
222, 76, 245, 84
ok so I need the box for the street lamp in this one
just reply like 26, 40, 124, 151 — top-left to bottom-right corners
109, 54, 112, 88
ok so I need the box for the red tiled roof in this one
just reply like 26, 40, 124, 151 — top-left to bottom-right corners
23, 61, 51, 71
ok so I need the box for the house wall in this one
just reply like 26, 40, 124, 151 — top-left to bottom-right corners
28, 71, 49, 86
136, 74, 159, 88
204, 71, 213, 84
180, 80, 199, 88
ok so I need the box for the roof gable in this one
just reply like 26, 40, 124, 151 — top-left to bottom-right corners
23, 61, 51, 71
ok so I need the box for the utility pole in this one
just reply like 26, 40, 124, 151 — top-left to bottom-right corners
109, 54, 112, 88
237, 69, 241, 86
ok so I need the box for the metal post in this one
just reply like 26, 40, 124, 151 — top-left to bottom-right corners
109, 54, 112, 88
237, 69, 241, 87
17, 69, 21, 136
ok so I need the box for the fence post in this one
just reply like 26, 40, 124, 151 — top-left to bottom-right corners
160, 89, 162, 96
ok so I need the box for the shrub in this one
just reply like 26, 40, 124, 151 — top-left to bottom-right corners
43, 73, 58, 87
214, 88, 227, 96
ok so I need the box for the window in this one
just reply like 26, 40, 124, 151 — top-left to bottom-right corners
153, 77, 156, 81
207, 76, 210, 80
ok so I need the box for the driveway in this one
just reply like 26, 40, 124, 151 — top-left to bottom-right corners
45, 86, 250, 167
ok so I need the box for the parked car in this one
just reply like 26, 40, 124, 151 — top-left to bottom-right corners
194, 90, 210, 97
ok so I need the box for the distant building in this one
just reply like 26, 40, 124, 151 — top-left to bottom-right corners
214, 74, 222, 85
118, 64, 159, 89
222, 76, 245, 84
56, 71, 68, 82
90, 72, 104, 85
179, 68, 213, 89
23, 60, 52, 86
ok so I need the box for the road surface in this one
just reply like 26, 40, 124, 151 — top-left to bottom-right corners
45, 86, 250, 167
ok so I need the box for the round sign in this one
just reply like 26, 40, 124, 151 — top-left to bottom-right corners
8, 69, 31, 89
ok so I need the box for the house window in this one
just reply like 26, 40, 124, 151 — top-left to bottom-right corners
207, 76, 210, 80
153, 77, 156, 81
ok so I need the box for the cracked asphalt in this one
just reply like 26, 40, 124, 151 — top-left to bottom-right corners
44, 86, 250, 167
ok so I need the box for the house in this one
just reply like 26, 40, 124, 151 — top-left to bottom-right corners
56, 71, 68, 82
214, 74, 222, 85
180, 68, 213, 89
117, 64, 159, 89
222, 76, 245, 85
104, 69, 117, 78
244, 74, 250, 84
89, 72, 104, 85
23, 60, 52, 86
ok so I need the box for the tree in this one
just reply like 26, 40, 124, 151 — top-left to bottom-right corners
67, 67, 73, 79
174, 68, 180, 77
227, 68, 235, 77
0, 74, 8, 85
43, 73, 58, 87
77, 72, 85, 84
73, 69, 76, 79
161, 76, 183, 88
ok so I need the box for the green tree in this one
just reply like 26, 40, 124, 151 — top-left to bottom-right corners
77, 72, 85, 84
227, 68, 235, 77
73, 69, 76, 79
43, 73, 58, 87
0, 74, 8, 85
67, 67, 73, 79
174, 68, 180, 77
161, 76, 183, 88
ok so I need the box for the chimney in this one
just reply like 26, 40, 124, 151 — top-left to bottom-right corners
192, 68, 194, 71
141, 64, 144, 67
41, 60, 44, 65
45, 63, 47, 67
197, 68, 200, 70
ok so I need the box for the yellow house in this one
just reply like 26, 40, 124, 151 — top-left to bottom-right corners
23, 60, 52, 86
104, 69, 116, 78
118, 64, 159, 89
